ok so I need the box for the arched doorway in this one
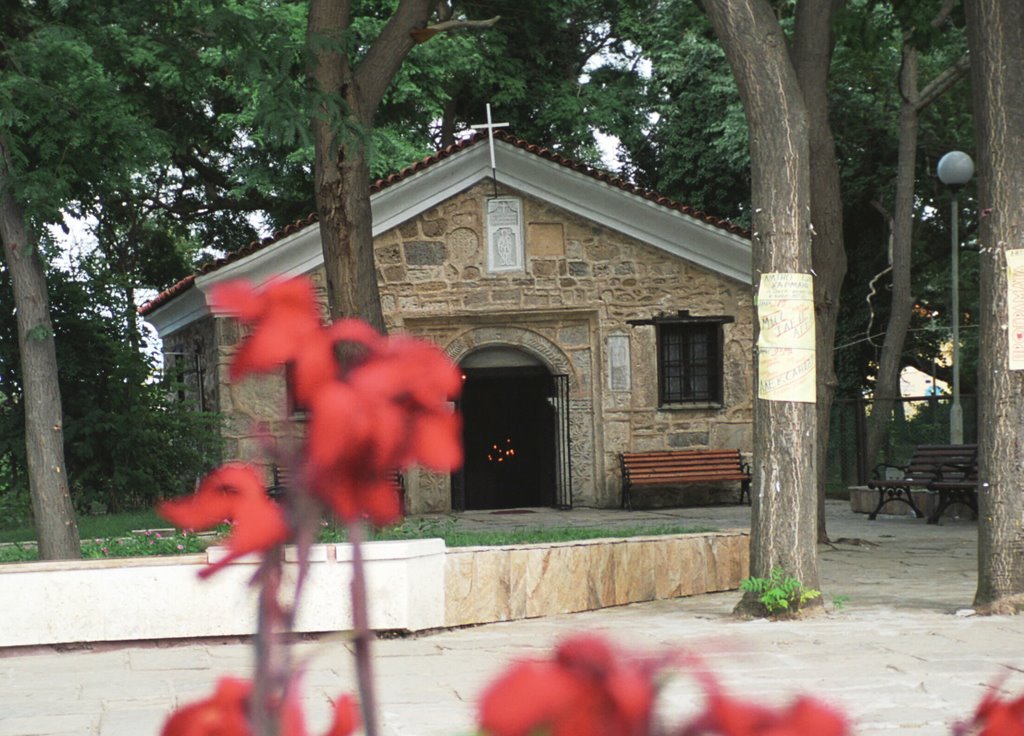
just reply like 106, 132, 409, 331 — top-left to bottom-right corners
453, 347, 570, 511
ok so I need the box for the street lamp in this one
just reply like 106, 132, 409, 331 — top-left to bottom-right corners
936, 150, 974, 445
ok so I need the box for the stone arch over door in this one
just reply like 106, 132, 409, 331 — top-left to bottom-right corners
443, 326, 596, 508
444, 326, 582, 394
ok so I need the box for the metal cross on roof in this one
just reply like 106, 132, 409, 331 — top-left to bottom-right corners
470, 104, 509, 198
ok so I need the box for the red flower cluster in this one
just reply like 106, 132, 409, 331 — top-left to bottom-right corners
681, 681, 849, 736
210, 277, 462, 526
158, 464, 288, 577
957, 689, 1024, 736
478, 634, 660, 736
159, 276, 462, 554
161, 677, 359, 736
478, 634, 851, 736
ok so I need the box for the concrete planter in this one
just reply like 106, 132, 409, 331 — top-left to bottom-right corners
849, 486, 938, 517
0, 539, 445, 648
0, 531, 749, 648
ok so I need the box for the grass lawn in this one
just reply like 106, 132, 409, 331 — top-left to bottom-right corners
0, 509, 168, 544
1, 510, 718, 563
437, 524, 718, 547
325, 518, 718, 547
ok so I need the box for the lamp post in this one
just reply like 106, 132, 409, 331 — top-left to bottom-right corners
936, 150, 974, 445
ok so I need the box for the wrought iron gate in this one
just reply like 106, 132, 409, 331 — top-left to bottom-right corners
550, 373, 573, 509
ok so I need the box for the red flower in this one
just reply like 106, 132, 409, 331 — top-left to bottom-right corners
159, 464, 289, 577
209, 278, 324, 385
207, 276, 462, 526
958, 689, 1024, 736
325, 695, 361, 736
478, 634, 658, 736
304, 328, 462, 525
681, 677, 849, 736
162, 678, 359, 736
162, 678, 251, 736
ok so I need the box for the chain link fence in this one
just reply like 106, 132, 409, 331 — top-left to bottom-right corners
826, 394, 978, 492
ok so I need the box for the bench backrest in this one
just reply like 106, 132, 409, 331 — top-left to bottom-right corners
902, 444, 977, 482
621, 449, 747, 475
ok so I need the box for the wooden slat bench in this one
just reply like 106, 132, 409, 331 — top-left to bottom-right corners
866, 444, 978, 523
269, 465, 407, 516
619, 449, 751, 511
926, 454, 979, 525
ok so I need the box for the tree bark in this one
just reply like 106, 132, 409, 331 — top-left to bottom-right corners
0, 137, 81, 560
791, 0, 845, 544
307, 0, 434, 331
703, 0, 820, 614
964, 0, 1024, 610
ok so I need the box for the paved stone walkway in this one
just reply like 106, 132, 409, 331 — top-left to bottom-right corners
2, 501, 1021, 736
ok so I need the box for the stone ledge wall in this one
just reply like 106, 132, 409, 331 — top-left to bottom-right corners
444, 530, 749, 627
0, 533, 748, 647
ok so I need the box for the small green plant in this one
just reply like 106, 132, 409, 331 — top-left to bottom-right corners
831, 594, 850, 611
740, 567, 822, 615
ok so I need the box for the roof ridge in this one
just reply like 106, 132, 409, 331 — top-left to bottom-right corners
139, 133, 747, 316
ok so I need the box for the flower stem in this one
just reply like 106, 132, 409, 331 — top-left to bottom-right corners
252, 546, 287, 736
347, 520, 380, 736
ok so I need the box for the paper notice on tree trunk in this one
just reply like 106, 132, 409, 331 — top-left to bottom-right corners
756, 272, 816, 403
1007, 250, 1024, 370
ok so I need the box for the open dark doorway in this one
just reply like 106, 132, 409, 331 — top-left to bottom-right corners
454, 365, 560, 510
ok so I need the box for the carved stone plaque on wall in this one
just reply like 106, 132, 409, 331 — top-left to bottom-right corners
486, 197, 523, 272
607, 333, 631, 391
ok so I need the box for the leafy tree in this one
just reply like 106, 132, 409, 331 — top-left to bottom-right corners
860, 1, 970, 470
0, 261, 223, 518
601, 1, 752, 223
0, 2, 162, 557
1, 1, 303, 555
306, 0, 500, 331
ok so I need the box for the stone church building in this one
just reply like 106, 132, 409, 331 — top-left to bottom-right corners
141, 132, 754, 513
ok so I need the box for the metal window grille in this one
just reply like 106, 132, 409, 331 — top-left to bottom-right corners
657, 323, 722, 404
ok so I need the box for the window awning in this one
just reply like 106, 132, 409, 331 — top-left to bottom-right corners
627, 310, 735, 327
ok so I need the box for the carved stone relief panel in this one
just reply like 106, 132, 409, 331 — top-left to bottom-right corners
486, 197, 524, 273
607, 333, 631, 392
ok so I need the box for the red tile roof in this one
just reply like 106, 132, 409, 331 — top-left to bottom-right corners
139, 131, 748, 316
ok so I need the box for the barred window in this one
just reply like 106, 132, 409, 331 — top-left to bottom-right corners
658, 322, 721, 404
629, 311, 732, 407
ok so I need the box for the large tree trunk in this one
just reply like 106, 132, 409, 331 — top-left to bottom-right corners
306, 0, 433, 331
964, 0, 1024, 610
791, 0, 845, 544
0, 138, 81, 560
703, 0, 820, 615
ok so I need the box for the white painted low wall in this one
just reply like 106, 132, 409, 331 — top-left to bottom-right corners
0, 531, 750, 648
0, 540, 446, 648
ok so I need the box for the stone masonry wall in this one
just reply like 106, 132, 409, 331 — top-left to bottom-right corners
371, 180, 754, 511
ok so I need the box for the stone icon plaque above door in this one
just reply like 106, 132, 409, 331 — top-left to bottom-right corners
486, 197, 524, 273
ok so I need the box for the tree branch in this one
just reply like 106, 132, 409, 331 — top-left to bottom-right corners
352, 0, 434, 116
930, 0, 958, 29
410, 16, 500, 44
915, 52, 970, 111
